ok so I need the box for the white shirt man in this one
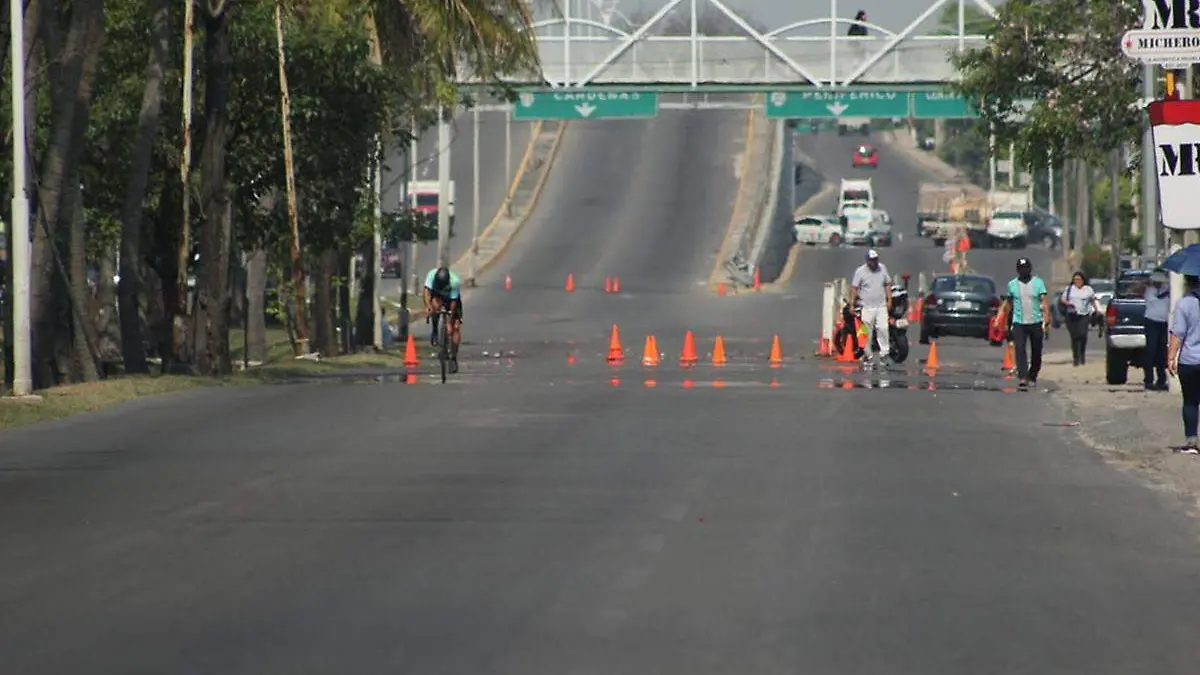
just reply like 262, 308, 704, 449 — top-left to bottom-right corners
850, 249, 892, 367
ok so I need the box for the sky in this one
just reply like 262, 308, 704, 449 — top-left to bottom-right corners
539, 0, 998, 36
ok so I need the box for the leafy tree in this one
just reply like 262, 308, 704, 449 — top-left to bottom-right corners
933, 3, 994, 36
950, 0, 1142, 168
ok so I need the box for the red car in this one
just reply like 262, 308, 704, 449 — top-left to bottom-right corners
852, 145, 879, 168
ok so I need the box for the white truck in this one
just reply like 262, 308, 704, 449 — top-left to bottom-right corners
838, 178, 874, 218
406, 180, 457, 234
985, 189, 1031, 249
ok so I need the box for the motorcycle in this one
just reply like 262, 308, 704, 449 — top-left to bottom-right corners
831, 276, 911, 364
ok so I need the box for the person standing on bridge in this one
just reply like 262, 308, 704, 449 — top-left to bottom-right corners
847, 10, 868, 36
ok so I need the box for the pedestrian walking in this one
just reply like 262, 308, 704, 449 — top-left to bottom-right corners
1000, 257, 1051, 390
1169, 274, 1200, 451
1143, 268, 1171, 391
1059, 271, 1102, 366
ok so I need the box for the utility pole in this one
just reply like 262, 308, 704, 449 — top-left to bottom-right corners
437, 106, 452, 267
469, 106, 480, 286
8, 0, 32, 396
372, 137, 383, 349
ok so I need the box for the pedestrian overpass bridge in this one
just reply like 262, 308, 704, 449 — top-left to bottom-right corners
464, 0, 998, 88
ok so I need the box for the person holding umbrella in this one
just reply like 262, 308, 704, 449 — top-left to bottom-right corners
1161, 244, 1200, 450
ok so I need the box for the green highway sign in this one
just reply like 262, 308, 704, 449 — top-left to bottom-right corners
513, 90, 659, 120
766, 90, 908, 119
912, 91, 978, 119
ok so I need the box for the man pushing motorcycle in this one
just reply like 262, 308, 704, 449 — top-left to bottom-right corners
849, 249, 893, 370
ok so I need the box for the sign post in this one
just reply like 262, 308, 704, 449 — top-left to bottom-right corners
1121, 0, 1200, 392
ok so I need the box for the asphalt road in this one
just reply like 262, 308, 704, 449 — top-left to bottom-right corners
379, 109, 534, 293
6, 119, 1200, 673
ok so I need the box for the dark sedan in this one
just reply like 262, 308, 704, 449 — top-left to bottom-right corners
919, 274, 1002, 344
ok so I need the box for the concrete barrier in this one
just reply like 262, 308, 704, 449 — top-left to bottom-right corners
821, 282, 836, 348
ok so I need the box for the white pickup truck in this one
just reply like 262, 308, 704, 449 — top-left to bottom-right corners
838, 178, 874, 218
986, 189, 1030, 248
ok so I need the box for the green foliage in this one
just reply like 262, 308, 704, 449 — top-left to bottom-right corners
1080, 243, 1112, 280
934, 3, 995, 35
937, 120, 989, 185
950, 0, 1142, 168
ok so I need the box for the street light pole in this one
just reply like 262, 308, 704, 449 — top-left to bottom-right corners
9, 0, 33, 396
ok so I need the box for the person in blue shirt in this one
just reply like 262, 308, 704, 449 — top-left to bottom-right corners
423, 264, 463, 371
1169, 274, 1200, 450
1142, 269, 1171, 391
999, 257, 1051, 390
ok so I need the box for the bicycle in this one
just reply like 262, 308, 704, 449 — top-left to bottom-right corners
428, 304, 459, 383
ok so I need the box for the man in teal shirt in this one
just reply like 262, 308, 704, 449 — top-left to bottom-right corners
1000, 257, 1052, 389
423, 265, 463, 371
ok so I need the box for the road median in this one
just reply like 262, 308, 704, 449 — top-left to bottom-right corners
1043, 349, 1200, 520
708, 101, 777, 292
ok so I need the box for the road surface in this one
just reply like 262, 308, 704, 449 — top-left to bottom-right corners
5, 120, 1200, 674
380, 108, 534, 294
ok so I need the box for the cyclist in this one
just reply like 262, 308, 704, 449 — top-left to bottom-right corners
423, 264, 463, 370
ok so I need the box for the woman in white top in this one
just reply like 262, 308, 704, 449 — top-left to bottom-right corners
1060, 271, 1103, 366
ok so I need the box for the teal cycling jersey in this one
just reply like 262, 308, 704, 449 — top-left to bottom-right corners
424, 268, 462, 300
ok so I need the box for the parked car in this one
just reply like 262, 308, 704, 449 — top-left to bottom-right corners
1024, 211, 1063, 249
919, 274, 1002, 344
1104, 269, 1152, 385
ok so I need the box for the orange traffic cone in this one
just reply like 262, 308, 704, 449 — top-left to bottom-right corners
712, 336, 727, 366
504, 275, 512, 291
607, 324, 624, 364
908, 296, 921, 321
612, 277, 620, 293
565, 274, 575, 292
604, 276, 612, 293
717, 281, 726, 296
403, 333, 419, 367
1002, 341, 1015, 372
753, 268, 761, 290
817, 336, 832, 357
642, 336, 659, 366
835, 331, 857, 362
680, 330, 698, 366
769, 335, 783, 368
924, 340, 940, 370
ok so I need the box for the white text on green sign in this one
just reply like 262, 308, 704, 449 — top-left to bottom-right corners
514, 90, 659, 120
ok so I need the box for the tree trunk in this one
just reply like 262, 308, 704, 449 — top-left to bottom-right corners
313, 251, 337, 357
117, 0, 170, 375
1073, 158, 1088, 260
67, 183, 99, 381
274, 0, 307, 354
30, 0, 105, 388
192, 5, 234, 376
338, 249, 352, 354
354, 240, 377, 348
149, 177, 184, 367
245, 249, 268, 362
176, 0, 198, 361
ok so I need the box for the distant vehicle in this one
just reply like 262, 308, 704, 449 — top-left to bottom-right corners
792, 215, 844, 246
1105, 269, 1152, 385
1024, 210, 1062, 248
837, 117, 871, 136
843, 210, 886, 246
916, 181, 985, 245
406, 180, 456, 236
838, 178, 874, 217
985, 189, 1032, 248
869, 210, 893, 247
919, 274, 1002, 344
852, 145, 879, 168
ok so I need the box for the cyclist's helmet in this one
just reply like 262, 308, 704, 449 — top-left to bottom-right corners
433, 266, 451, 290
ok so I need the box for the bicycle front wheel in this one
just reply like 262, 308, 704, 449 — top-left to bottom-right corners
438, 316, 450, 382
